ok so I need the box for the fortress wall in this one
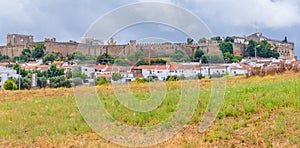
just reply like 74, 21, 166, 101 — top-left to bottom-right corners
0, 45, 24, 58
44, 42, 78, 56
233, 43, 245, 57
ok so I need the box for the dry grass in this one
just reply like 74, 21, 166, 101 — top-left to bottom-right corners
0, 72, 299, 147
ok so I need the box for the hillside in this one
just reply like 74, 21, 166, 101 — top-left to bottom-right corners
0, 72, 299, 147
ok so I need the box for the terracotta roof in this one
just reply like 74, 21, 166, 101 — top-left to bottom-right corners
95, 65, 107, 69
21, 65, 49, 71
194, 67, 204, 71
0, 63, 10, 67
138, 65, 167, 70
96, 73, 112, 78
104, 66, 131, 72
231, 66, 240, 69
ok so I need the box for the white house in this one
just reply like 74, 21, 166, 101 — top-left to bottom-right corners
81, 65, 96, 78
0, 66, 20, 88
168, 62, 203, 78
138, 65, 168, 80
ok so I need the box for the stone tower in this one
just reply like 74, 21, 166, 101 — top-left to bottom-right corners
7, 34, 34, 47
129, 40, 137, 55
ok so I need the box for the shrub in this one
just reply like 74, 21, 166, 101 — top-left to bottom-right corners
133, 77, 146, 83
97, 77, 109, 85
4, 79, 17, 90
166, 76, 178, 81
37, 77, 47, 88
49, 76, 71, 88
112, 73, 123, 81
72, 78, 83, 86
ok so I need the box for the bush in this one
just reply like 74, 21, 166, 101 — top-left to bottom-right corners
20, 77, 32, 90
37, 77, 47, 88
49, 76, 71, 88
133, 77, 146, 83
4, 79, 17, 90
97, 77, 109, 85
112, 73, 123, 81
72, 78, 83, 86
166, 76, 178, 81
148, 75, 158, 82
211, 73, 224, 78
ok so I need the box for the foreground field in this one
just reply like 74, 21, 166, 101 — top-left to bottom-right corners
0, 72, 299, 147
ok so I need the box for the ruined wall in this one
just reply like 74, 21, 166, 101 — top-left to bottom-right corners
0, 45, 24, 58
233, 43, 246, 57
7, 34, 34, 47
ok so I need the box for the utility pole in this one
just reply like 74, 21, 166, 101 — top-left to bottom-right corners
255, 46, 257, 59
255, 45, 260, 60
18, 56, 20, 90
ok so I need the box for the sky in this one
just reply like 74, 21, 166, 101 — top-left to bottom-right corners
0, 0, 299, 57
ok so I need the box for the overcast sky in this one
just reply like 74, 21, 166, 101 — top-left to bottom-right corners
0, 0, 299, 57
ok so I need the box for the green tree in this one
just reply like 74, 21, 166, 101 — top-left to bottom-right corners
187, 38, 194, 44
246, 40, 279, 58
201, 54, 209, 63
20, 77, 31, 90
194, 50, 204, 62
246, 40, 256, 57
172, 50, 185, 62
112, 73, 123, 81
37, 77, 47, 88
32, 43, 46, 59
223, 52, 233, 62
4, 79, 17, 90
224, 37, 234, 43
67, 52, 86, 61
13, 64, 29, 77
211, 36, 222, 42
232, 56, 243, 63
219, 42, 233, 54
47, 64, 64, 78
0, 53, 9, 61
21, 48, 31, 62
49, 76, 71, 88
43, 52, 56, 63
198, 38, 207, 44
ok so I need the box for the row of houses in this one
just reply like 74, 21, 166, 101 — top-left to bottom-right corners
0, 57, 298, 88
79, 62, 250, 82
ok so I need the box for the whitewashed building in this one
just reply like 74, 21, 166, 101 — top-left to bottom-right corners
0, 66, 20, 88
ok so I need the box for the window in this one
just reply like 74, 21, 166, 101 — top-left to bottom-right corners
85, 69, 88, 72
234, 71, 236, 74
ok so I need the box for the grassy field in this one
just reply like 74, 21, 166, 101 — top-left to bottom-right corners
0, 72, 299, 147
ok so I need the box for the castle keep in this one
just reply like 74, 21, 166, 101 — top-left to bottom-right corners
0, 33, 295, 60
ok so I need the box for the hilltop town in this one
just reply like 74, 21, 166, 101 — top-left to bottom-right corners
0, 33, 298, 89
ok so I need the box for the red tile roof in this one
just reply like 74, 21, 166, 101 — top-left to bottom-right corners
138, 65, 167, 70
95, 65, 107, 69
96, 74, 112, 78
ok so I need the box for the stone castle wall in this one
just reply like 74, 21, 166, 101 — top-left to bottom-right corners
0, 40, 264, 60
0, 45, 24, 58
0, 41, 229, 59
